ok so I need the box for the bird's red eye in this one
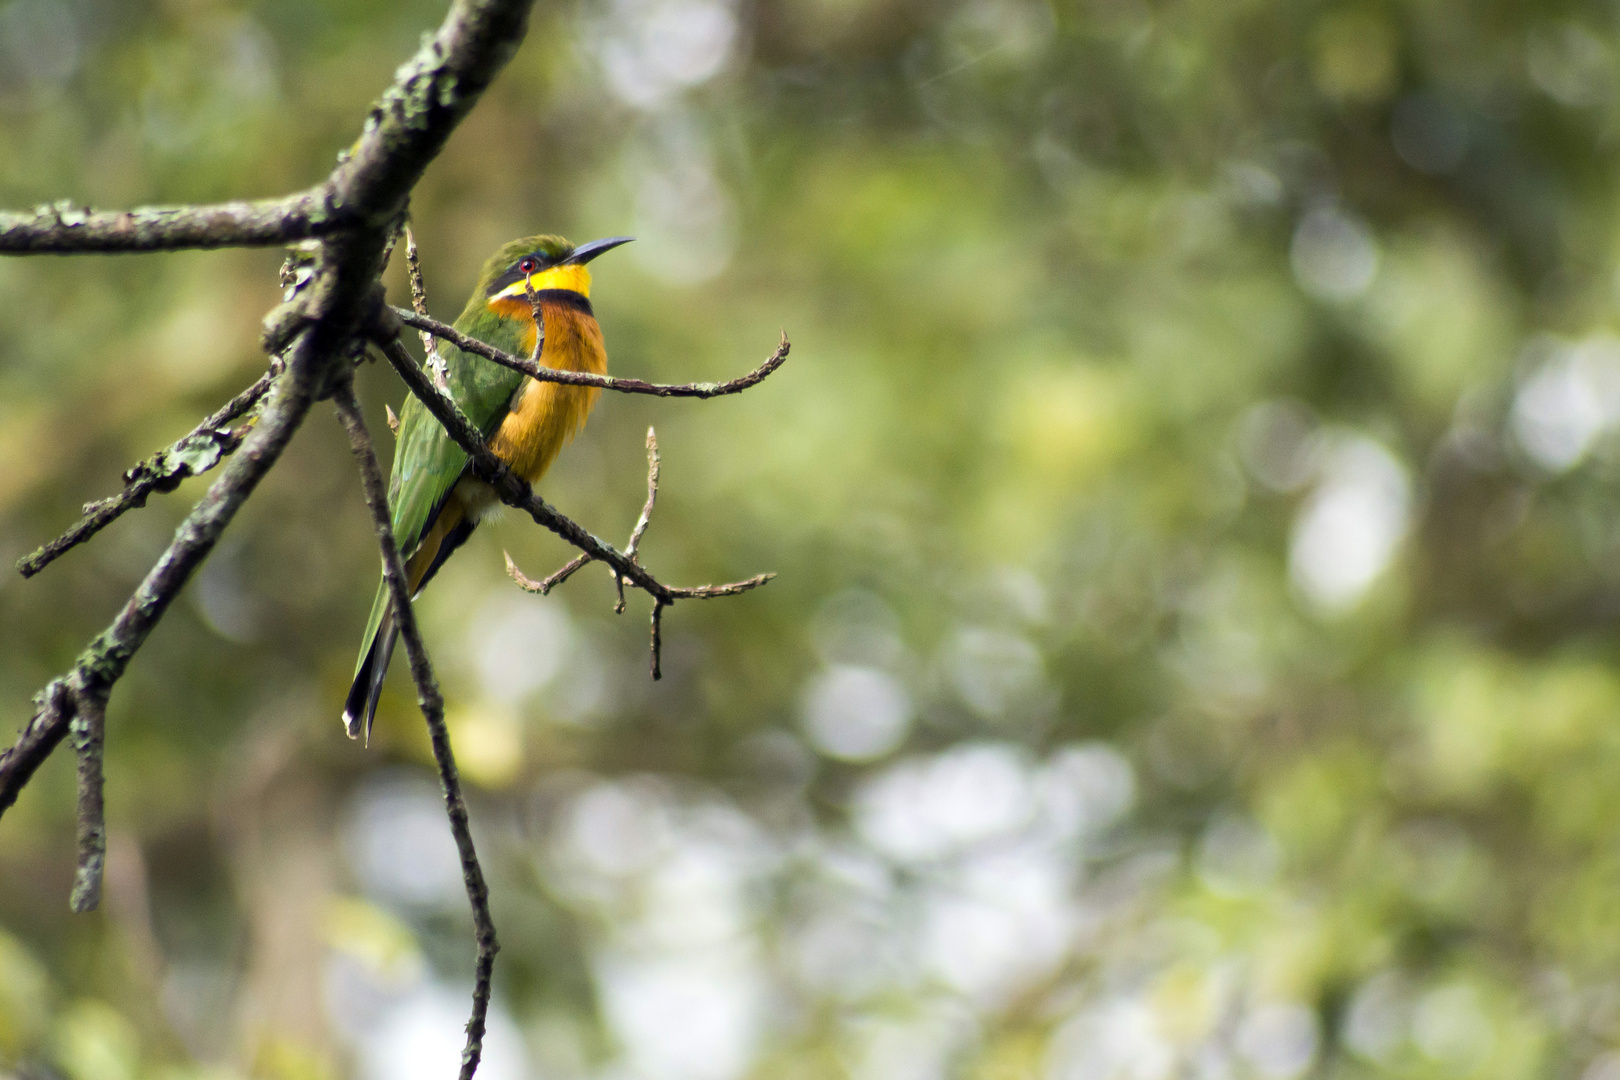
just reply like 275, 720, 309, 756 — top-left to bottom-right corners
517, 256, 539, 275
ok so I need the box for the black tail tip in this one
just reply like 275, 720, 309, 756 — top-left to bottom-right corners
342, 668, 380, 745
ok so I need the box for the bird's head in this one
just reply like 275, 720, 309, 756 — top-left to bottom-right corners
475, 234, 633, 310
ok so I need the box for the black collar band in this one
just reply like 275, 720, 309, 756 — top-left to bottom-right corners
513, 288, 592, 316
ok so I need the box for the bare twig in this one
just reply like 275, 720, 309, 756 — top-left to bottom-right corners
664, 575, 778, 600
615, 427, 661, 614
4, 221, 396, 826
628, 427, 661, 559
17, 370, 279, 577
646, 571, 776, 681
504, 430, 662, 615
406, 223, 450, 391
650, 599, 667, 679
405, 225, 432, 336
69, 682, 108, 913
524, 279, 546, 364
396, 308, 790, 398
505, 550, 588, 594
333, 382, 499, 1080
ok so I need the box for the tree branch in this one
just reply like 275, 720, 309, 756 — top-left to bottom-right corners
319, 0, 532, 232
17, 368, 280, 578
332, 382, 499, 1080
395, 307, 791, 398
0, 192, 338, 254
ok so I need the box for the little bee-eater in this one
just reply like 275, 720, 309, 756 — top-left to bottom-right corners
343, 234, 633, 739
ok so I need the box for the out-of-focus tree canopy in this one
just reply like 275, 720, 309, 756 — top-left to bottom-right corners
5, 0, 1620, 1078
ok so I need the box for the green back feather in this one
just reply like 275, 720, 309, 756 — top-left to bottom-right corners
387, 313, 526, 555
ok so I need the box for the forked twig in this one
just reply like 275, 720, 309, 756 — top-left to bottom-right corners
379, 336, 774, 678
505, 550, 588, 594
333, 381, 499, 1080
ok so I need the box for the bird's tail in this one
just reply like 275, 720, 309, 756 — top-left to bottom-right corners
343, 581, 398, 743
342, 506, 478, 741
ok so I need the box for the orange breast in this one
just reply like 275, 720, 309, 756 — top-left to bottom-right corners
486, 303, 606, 486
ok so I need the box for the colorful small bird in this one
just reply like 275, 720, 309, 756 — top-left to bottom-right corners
344, 234, 633, 739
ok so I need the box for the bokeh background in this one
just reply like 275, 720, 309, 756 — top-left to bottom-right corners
5, 0, 1620, 1078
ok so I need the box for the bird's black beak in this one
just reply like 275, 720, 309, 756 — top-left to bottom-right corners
565, 236, 634, 265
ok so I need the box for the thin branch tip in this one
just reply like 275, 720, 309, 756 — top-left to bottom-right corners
333, 383, 499, 1080
651, 600, 667, 680
506, 549, 589, 595
17, 370, 277, 578
393, 308, 790, 399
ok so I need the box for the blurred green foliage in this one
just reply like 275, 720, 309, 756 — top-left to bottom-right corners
6, 0, 1620, 1078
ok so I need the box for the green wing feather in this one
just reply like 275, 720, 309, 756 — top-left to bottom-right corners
392, 306, 532, 553
349, 305, 531, 684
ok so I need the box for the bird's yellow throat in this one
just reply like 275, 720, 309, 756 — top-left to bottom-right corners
487, 262, 592, 303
